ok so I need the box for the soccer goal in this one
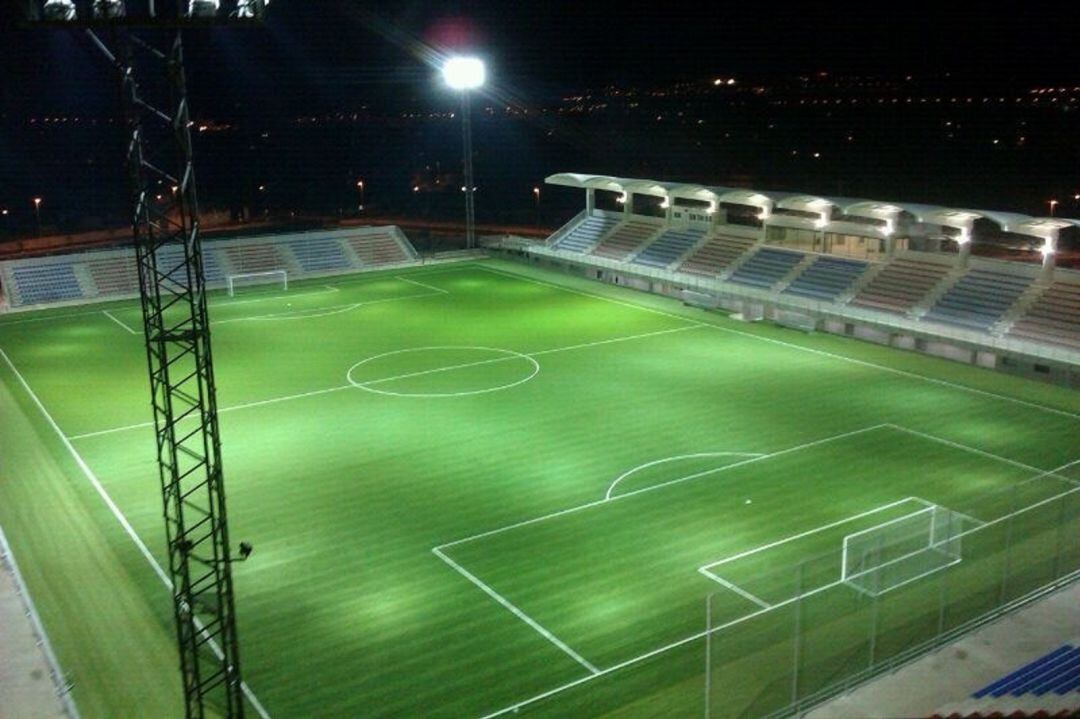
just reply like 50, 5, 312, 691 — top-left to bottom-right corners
841, 504, 965, 597
226, 270, 288, 297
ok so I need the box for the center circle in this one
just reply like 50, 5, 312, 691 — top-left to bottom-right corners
346, 346, 540, 397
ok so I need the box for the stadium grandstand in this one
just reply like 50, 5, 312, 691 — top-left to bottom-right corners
0, 226, 418, 309
511, 172, 1080, 386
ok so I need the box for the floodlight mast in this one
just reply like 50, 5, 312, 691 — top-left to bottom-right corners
23, 3, 270, 717
442, 57, 485, 250
98, 27, 247, 719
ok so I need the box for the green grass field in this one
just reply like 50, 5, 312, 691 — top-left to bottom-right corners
1, 258, 1078, 718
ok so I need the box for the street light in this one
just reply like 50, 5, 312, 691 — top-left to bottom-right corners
1048, 199, 1058, 217
442, 56, 486, 249
356, 179, 365, 211
32, 197, 43, 236
533, 186, 541, 226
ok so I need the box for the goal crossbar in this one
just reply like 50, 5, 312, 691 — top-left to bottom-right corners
226, 270, 288, 297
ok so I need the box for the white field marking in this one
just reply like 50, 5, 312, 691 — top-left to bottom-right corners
348, 346, 541, 398
0, 347, 271, 719
345, 323, 699, 397
885, 423, 1080, 488
0, 522, 81, 719
478, 265, 1080, 422
71, 325, 699, 439
432, 547, 600, 675
212, 290, 443, 324
696, 566, 771, 609
102, 309, 139, 335
437, 424, 888, 553
604, 452, 764, 501
699, 496, 923, 574
0, 307, 139, 327
393, 275, 449, 294
478, 578, 848, 719
479, 459, 1080, 718
67, 384, 354, 441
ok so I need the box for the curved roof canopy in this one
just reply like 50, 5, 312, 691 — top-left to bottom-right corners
544, 173, 1066, 241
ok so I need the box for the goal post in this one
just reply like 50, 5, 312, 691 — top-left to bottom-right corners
842, 504, 964, 596
225, 269, 288, 297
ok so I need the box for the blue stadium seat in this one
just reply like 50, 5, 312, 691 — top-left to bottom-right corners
286, 238, 349, 272
924, 268, 1032, 331
972, 645, 1076, 698
552, 215, 619, 253
728, 247, 803, 289
11, 263, 83, 305
783, 255, 868, 301
632, 228, 704, 268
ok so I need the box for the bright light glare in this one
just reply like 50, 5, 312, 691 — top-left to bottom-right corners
42, 0, 75, 20
189, 0, 221, 18
442, 57, 486, 91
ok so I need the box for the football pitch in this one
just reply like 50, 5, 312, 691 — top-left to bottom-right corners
1, 258, 1078, 718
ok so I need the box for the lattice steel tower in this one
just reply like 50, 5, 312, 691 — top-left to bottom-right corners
22, 2, 270, 717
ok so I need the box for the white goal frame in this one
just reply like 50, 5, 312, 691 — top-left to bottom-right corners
841, 504, 963, 596
226, 270, 288, 297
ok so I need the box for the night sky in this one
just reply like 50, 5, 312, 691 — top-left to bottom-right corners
2, 1, 1079, 233
4, 1, 1080, 116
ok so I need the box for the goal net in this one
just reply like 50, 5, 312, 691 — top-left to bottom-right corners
842, 504, 964, 597
226, 270, 288, 297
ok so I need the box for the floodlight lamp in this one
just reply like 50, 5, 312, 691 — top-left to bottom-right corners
616, 192, 627, 204
93, 0, 124, 18
882, 219, 895, 237
236, 0, 268, 18
42, 0, 76, 20
815, 214, 829, 229
189, 0, 220, 18
956, 229, 972, 245
659, 197, 670, 209
706, 202, 716, 215
757, 209, 770, 221
1039, 241, 1055, 257
442, 57, 486, 91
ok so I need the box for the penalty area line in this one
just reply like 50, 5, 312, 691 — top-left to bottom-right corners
696, 567, 771, 609
0, 347, 272, 719
432, 547, 600, 675
102, 310, 139, 335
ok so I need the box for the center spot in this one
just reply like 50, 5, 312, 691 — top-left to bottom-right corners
346, 346, 540, 397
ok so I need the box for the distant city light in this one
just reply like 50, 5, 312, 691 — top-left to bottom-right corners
442, 57, 486, 91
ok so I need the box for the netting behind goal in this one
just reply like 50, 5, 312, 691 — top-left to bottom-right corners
226, 270, 288, 296
842, 505, 965, 596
